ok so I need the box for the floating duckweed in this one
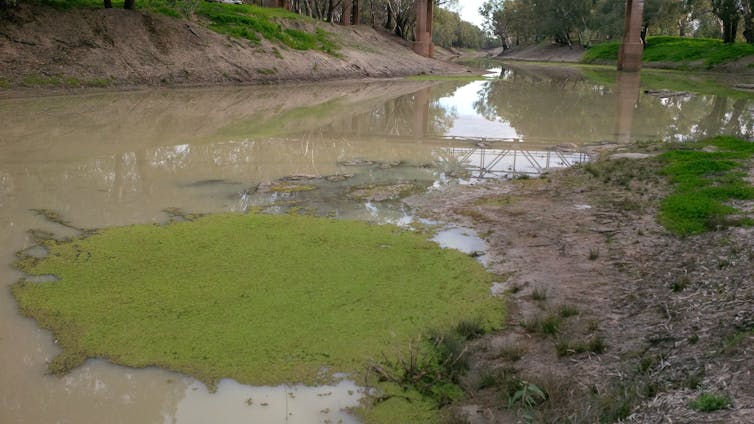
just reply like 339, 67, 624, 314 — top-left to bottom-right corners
12, 213, 503, 387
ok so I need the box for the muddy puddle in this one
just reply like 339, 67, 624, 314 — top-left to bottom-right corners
1, 65, 752, 423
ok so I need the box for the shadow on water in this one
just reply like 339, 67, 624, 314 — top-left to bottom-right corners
1, 65, 752, 423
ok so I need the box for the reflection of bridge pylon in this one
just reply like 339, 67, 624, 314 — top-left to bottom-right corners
444, 145, 590, 180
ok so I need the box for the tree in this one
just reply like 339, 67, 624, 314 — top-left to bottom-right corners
743, 0, 754, 42
712, 0, 742, 43
479, 0, 512, 48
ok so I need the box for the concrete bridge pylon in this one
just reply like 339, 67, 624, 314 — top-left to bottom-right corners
618, 0, 645, 72
414, 0, 434, 58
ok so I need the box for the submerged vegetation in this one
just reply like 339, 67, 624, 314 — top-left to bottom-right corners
12, 213, 502, 391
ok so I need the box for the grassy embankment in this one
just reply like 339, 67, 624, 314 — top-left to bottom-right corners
13, 212, 504, 422
583, 36, 754, 69
658, 136, 754, 235
585, 136, 754, 236
36, 0, 336, 52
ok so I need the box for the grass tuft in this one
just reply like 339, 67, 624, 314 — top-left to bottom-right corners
531, 286, 548, 301
522, 314, 561, 336
689, 392, 731, 412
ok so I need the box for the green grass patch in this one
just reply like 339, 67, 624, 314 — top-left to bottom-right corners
355, 383, 440, 424
658, 136, 754, 235
12, 213, 503, 388
689, 392, 731, 412
196, 3, 337, 53
583, 36, 754, 68
19, 74, 112, 88
0, 78, 10, 89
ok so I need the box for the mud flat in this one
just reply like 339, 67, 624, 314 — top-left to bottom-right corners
407, 136, 754, 422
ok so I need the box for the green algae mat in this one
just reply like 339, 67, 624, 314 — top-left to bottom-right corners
12, 213, 502, 387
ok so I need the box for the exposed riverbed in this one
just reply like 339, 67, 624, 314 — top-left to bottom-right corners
1, 65, 752, 423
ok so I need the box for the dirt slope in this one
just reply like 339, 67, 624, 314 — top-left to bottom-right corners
0, 5, 463, 89
496, 43, 586, 63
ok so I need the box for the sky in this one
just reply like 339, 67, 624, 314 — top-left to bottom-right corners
457, 0, 486, 28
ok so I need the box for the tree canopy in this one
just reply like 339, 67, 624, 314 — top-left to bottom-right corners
479, 0, 754, 47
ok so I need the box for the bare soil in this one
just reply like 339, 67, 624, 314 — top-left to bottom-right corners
495, 43, 586, 63
407, 147, 754, 423
0, 4, 465, 92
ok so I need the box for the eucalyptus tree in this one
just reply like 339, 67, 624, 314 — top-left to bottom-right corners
743, 0, 754, 42
712, 0, 742, 43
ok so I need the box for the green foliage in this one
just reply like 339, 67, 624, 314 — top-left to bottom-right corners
658, 137, 754, 235
556, 335, 607, 356
688, 393, 731, 412
557, 303, 579, 318
19, 74, 111, 88
367, 324, 489, 413
508, 380, 547, 409
355, 382, 440, 424
432, 6, 486, 49
13, 213, 503, 386
584, 36, 754, 68
522, 314, 561, 335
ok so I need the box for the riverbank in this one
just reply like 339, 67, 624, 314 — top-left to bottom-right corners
0, 3, 465, 92
494, 38, 754, 73
407, 137, 754, 422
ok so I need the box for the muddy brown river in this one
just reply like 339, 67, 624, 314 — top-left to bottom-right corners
1, 65, 752, 423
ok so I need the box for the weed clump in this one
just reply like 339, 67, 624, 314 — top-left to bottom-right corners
522, 314, 561, 336
689, 392, 731, 412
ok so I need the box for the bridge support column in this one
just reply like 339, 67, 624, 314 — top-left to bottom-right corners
414, 0, 434, 58
614, 72, 641, 143
618, 0, 645, 72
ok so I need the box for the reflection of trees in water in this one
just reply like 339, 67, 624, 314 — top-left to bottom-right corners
317, 84, 461, 138
474, 67, 754, 143
474, 71, 618, 143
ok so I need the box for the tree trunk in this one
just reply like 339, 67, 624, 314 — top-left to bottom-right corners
722, 16, 736, 43
124, 0, 134, 10
385, 3, 393, 31
326, 0, 334, 22
104, 0, 112, 8
744, 1, 754, 43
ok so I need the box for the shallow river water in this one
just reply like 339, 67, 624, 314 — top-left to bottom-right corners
1, 65, 752, 423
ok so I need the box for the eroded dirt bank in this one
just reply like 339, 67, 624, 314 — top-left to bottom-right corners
408, 146, 753, 423
0, 5, 462, 91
